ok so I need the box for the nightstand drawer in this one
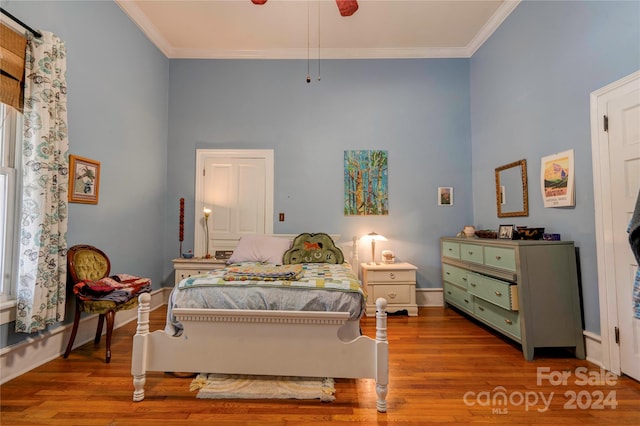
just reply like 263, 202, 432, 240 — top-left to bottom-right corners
460, 243, 483, 264
467, 272, 516, 310
372, 284, 412, 304
442, 263, 468, 289
484, 246, 516, 272
442, 241, 460, 259
474, 297, 521, 340
368, 269, 416, 283
444, 282, 473, 314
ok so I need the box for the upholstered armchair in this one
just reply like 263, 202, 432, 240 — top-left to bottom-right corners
63, 245, 150, 363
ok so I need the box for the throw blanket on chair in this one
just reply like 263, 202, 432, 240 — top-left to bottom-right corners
74, 274, 151, 303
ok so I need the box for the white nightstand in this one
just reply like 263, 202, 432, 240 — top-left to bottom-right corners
172, 258, 227, 284
360, 262, 418, 316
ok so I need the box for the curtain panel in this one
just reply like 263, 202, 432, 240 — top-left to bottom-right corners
15, 31, 69, 333
0, 23, 26, 111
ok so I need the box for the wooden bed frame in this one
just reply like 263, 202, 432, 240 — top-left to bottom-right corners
131, 236, 390, 412
131, 294, 389, 411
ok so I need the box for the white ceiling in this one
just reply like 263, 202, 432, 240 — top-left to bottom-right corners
115, 0, 520, 59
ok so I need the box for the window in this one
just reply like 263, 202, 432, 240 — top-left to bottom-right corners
0, 103, 21, 322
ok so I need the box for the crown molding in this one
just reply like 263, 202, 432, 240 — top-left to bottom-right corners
116, 0, 520, 60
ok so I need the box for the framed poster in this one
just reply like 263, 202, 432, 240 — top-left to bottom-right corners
69, 155, 100, 204
541, 149, 575, 208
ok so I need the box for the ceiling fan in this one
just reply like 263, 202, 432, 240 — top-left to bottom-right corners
250, 0, 359, 17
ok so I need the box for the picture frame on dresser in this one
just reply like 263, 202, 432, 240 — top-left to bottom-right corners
498, 224, 514, 239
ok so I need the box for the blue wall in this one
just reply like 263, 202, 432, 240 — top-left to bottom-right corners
1, 1, 169, 346
470, 0, 640, 333
166, 58, 472, 290
3, 0, 639, 349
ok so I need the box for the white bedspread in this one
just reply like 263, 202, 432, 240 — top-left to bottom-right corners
165, 262, 366, 336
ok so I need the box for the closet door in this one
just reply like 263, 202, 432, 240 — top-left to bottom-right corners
195, 149, 274, 255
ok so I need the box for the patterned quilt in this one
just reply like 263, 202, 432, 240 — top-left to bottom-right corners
178, 262, 364, 295
166, 262, 365, 335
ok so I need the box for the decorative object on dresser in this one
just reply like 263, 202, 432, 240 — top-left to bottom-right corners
495, 159, 528, 218
498, 224, 515, 239
203, 207, 212, 259
361, 262, 418, 316
441, 237, 585, 361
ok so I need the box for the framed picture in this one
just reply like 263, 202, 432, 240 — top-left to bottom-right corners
498, 224, 514, 239
438, 187, 453, 206
68, 155, 100, 204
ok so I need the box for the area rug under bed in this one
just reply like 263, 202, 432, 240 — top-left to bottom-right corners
189, 373, 336, 402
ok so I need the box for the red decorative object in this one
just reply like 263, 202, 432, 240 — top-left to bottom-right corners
179, 198, 184, 242
251, 0, 358, 17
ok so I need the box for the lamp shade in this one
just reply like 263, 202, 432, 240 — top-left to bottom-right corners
360, 232, 387, 264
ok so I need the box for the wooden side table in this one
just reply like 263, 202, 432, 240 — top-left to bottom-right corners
361, 262, 418, 316
172, 258, 227, 284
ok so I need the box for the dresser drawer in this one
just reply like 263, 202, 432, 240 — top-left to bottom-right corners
442, 241, 460, 259
484, 246, 516, 272
460, 243, 483, 264
442, 263, 468, 289
368, 269, 416, 283
474, 297, 521, 340
467, 272, 516, 310
372, 284, 413, 304
444, 282, 474, 314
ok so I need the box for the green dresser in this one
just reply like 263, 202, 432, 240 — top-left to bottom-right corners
441, 237, 585, 361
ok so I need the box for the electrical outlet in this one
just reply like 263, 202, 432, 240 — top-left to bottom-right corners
279, 213, 285, 222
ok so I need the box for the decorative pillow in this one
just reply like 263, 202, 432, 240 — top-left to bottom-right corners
283, 233, 344, 264
227, 235, 292, 264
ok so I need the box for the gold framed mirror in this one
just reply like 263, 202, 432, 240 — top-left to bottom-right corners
495, 159, 528, 218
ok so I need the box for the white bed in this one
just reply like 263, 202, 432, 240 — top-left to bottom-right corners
131, 233, 390, 412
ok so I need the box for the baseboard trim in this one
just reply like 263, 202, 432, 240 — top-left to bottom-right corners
583, 330, 604, 369
417, 288, 444, 307
0, 288, 171, 385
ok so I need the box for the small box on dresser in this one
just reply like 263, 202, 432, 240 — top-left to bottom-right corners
172, 258, 227, 284
361, 262, 418, 316
441, 237, 585, 361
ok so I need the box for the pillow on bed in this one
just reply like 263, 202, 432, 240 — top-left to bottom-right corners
228, 235, 292, 265
283, 232, 344, 264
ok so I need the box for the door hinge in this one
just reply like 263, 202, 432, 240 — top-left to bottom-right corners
603, 115, 609, 132
614, 326, 620, 344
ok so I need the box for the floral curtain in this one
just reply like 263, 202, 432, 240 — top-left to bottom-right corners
15, 31, 69, 333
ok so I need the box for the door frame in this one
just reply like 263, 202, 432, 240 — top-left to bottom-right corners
194, 149, 274, 256
590, 70, 640, 374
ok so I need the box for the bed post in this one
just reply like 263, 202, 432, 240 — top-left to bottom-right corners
375, 297, 389, 413
132, 292, 151, 402
352, 235, 359, 275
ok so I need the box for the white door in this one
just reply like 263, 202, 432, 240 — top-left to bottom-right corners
592, 71, 640, 381
195, 149, 274, 255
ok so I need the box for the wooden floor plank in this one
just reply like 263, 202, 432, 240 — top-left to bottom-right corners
2, 306, 639, 425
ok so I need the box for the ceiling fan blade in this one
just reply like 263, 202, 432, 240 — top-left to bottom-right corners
336, 0, 358, 17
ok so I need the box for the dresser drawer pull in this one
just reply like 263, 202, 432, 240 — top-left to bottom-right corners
495, 255, 502, 260
478, 306, 485, 311
505, 319, 513, 325
447, 291, 452, 295
495, 291, 502, 297
448, 248, 453, 252
470, 283, 476, 287
468, 251, 474, 255
389, 273, 396, 279
464, 299, 469, 304
387, 292, 397, 299
446, 272, 451, 275
462, 277, 467, 281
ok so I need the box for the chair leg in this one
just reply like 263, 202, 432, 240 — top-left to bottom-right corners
104, 310, 115, 364
63, 301, 82, 359
95, 314, 105, 345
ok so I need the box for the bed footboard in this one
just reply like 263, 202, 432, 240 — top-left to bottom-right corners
131, 293, 389, 412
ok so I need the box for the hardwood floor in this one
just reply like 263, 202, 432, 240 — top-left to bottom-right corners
2, 306, 640, 425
